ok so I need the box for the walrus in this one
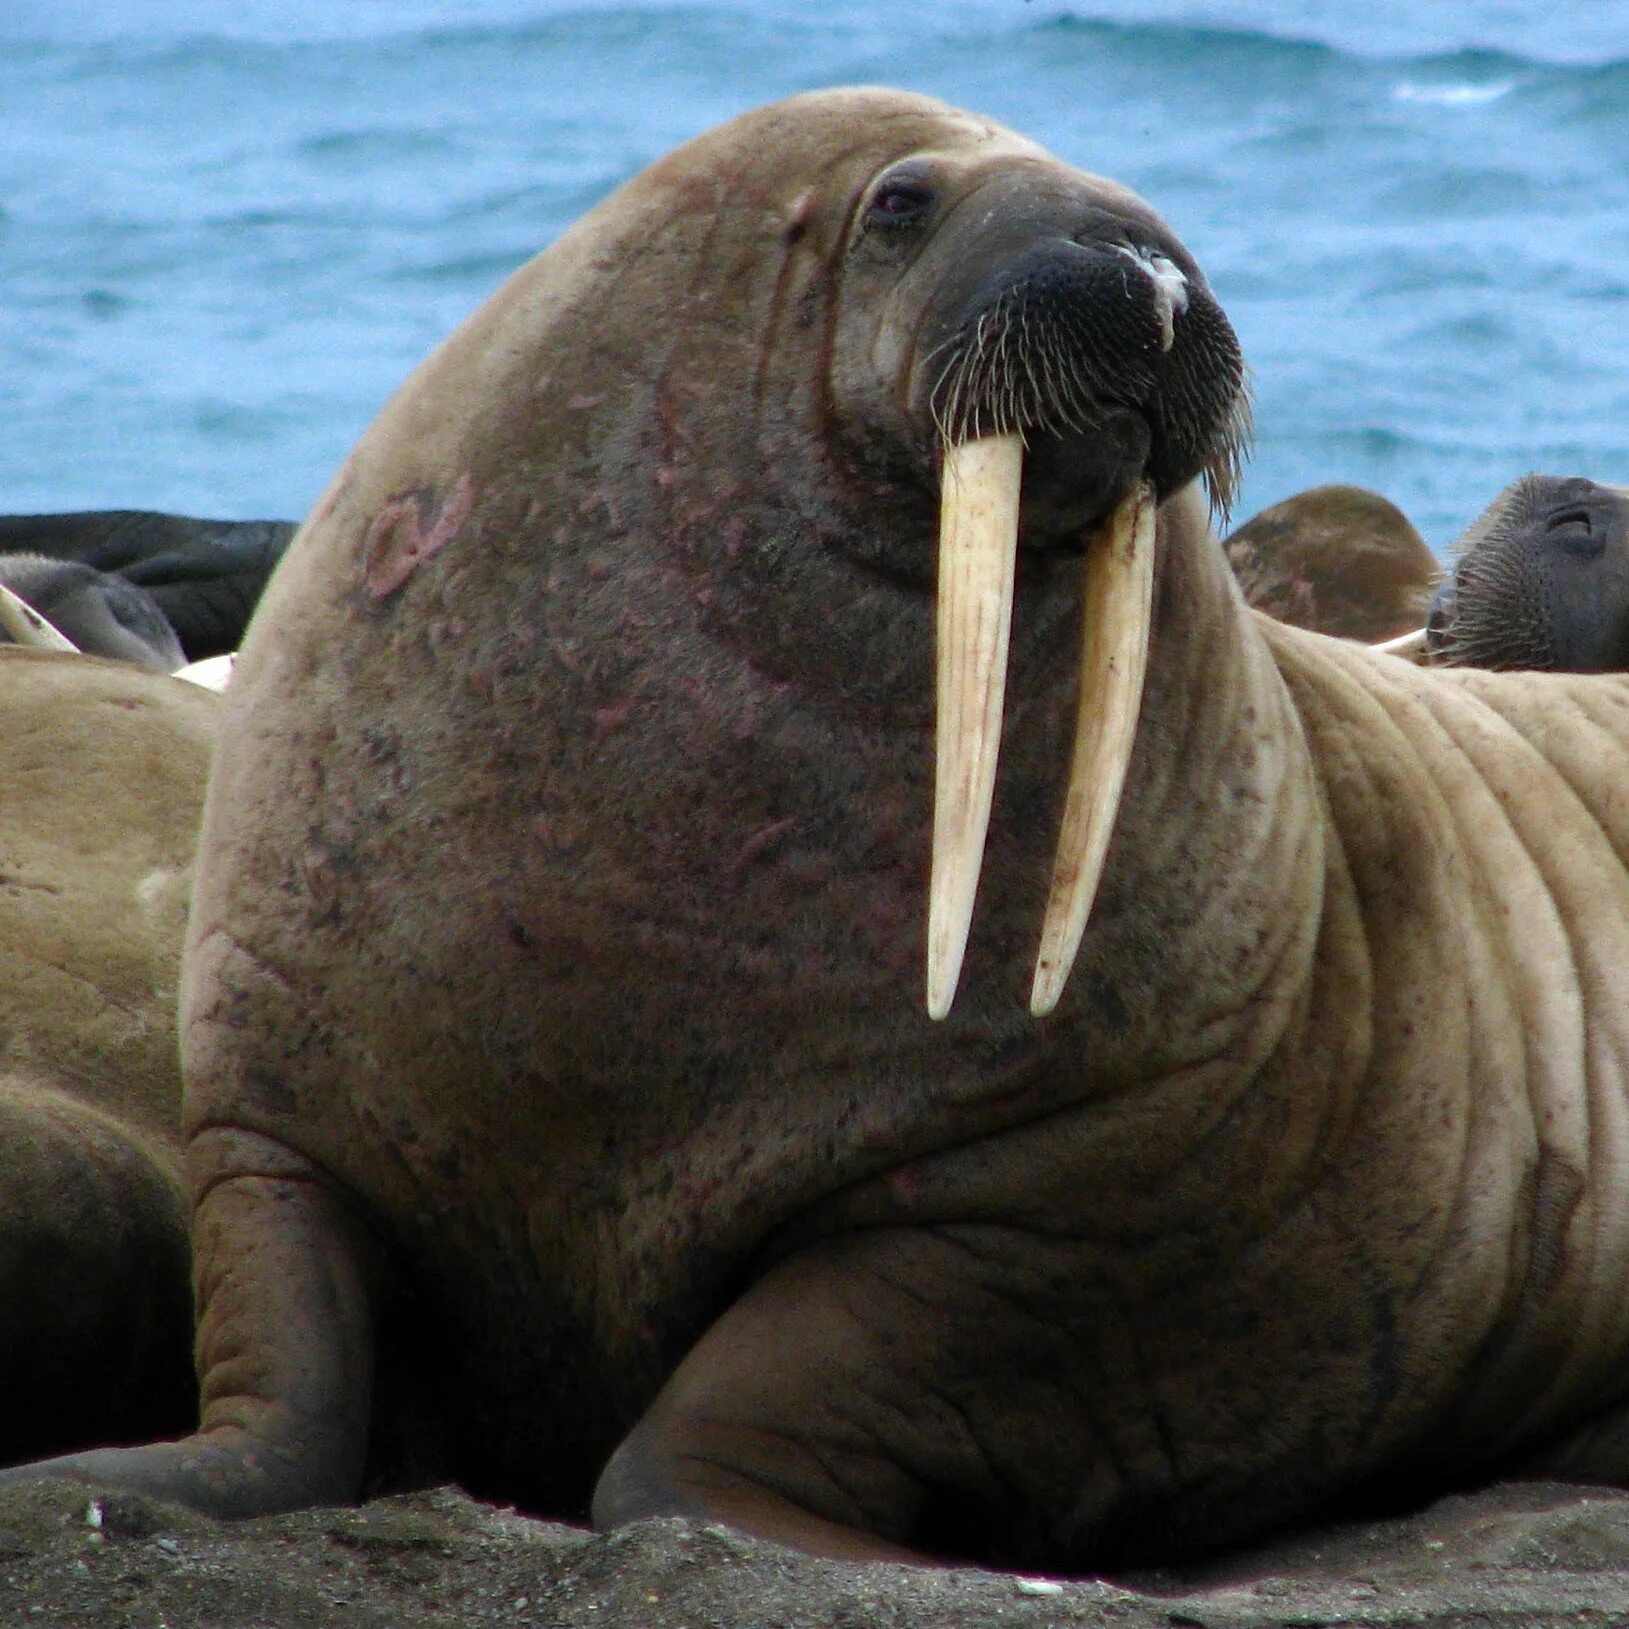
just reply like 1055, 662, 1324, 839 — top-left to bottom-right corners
10, 87, 1629, 1575
0, 554, 185, 669
1427, 474, 1629, 670
1222, 483, 1440, 642
0, 649, 216, 1462
0, 511, 296, 660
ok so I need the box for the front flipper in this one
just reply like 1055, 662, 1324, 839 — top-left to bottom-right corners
593, 1226, 1085, 1568
0, 1128, 378, 1519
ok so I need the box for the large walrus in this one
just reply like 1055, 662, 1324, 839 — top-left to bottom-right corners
1428, 474, 1629, 670
10, 87, 1629, 1574
0, 650, 215, 1461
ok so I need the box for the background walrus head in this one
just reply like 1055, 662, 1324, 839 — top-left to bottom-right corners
1426, 474, 1629, 670
0, 553, 184, 670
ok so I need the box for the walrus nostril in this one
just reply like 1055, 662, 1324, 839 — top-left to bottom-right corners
1107, 243, 1189, 351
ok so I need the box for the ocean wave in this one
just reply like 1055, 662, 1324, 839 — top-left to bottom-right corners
1394, 80, 1516, 105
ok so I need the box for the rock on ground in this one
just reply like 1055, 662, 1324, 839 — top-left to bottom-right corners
5, 1477, 1629, 1627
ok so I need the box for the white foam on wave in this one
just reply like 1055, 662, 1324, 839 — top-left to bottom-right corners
1393, 80, 1517, 105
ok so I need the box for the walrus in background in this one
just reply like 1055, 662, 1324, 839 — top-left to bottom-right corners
0, 554, 184, 669
1427, 474, 1629, 670
12, 87, 1629, 1575
0, 511, 296, 660
0, 650, 216, 1462
1222, 483, 1440, 641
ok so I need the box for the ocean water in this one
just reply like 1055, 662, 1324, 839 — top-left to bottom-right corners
1, 0, 1625, 551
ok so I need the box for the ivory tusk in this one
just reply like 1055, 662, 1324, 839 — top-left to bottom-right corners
0, 583, 79, 653
1371, 627, 1430, 664
1029, 481, 1156, 1017
927, 432, 1025, 1020
173, 653, 237, 691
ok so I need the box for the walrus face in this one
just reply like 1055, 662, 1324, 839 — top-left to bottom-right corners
816, 140, 1248, 1018
830, 149, 1247, 558
1427, 475, 1629, 671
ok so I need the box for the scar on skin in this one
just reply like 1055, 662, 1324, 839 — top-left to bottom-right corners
361, 474, 475, 600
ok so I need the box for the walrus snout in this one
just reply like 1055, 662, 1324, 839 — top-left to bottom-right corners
915, 184, 1248, 1019
923, 231, 1246, 528
1427, 474, 1629, 671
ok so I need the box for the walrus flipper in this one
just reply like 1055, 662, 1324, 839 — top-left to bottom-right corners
594, 1243, 936, 1563
0, 1129, 378, 1519
0, 1081, 193, 1464
594, 1230, 1069, 1566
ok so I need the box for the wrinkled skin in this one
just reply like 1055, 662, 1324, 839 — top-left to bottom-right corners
0, 650, 215, 1461
1224, 483, 1440, 642
1428, 475, 1629, 671
10, 89, 1629, 1575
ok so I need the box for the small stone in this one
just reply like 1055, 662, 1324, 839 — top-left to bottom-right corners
1015, 1577, 1065, 1596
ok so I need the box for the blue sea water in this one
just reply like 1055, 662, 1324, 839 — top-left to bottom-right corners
1, 0, 1625, 550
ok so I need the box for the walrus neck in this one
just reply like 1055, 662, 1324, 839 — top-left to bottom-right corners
1044, 486, 1339, 1224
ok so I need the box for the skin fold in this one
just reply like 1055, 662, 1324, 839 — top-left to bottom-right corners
6, 89, 1629, 1574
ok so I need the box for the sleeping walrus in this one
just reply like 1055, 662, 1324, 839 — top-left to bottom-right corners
9, 87, 1629, 1574
0, 511, 296, 660
0, 650, 215, 1462
1427, 474, 1629, 670
0, 554, 185, 669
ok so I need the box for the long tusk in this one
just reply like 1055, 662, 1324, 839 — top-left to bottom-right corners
1371, 626, 1429, 664
1029, 481, 1156, 1017
0, 583, 79, 653
927, 432, 1025, 1020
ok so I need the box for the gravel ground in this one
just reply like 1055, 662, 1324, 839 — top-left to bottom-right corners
7, 1476, 1629, 1627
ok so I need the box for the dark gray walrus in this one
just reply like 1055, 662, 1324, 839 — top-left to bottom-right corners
10, 88, 1629, 1575
0, 554, 184, 669
0, 511, 296, 660
1427, 474, 1629, 671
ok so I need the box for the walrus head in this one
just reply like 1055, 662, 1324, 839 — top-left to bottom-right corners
283, 88, 1251, 1026
608, 90, 1248, 1018
1426, 475, 1629, 671
817, 130, 1248, 1014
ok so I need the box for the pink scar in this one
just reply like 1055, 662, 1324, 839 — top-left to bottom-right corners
361, 474, 475, 600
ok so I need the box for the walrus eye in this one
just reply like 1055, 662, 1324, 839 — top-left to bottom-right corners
1546, 507, 1601, 556
864, 171, 934, 232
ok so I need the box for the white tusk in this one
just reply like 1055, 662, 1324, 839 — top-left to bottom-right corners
173, 652, 237, 691
927, 432, 1025, 1020
1371, 627, 1430, 664
1029, 481, 1156, 1017
0, 583, 79, 653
